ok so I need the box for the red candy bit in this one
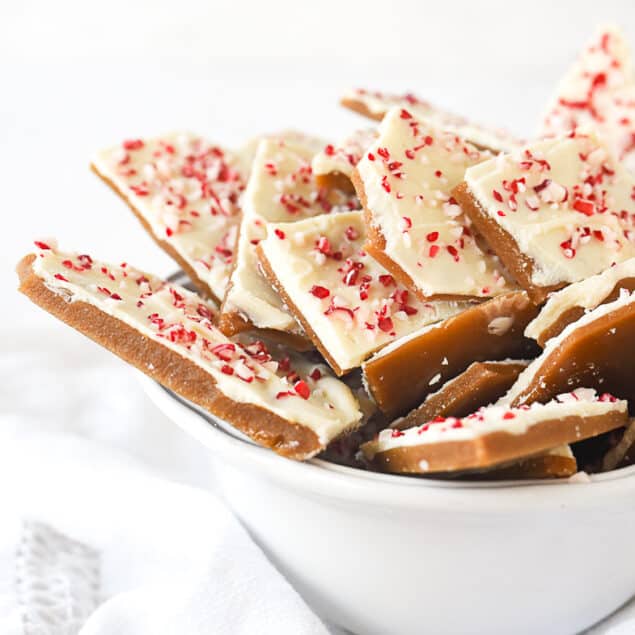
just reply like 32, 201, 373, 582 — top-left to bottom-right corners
220, 364, 234, 376
428, 244, 440, 258
210, 342, 236, 361
276, 390, 295, 399
123, 139, 144, 150
324, 304, 356, 321
426, 231, 439, 242
391, 429, 405, 438
53, 273, 68, 282
377, 147, 390, 160
573, 199, 595, 216
446, 245, 459, 262
167, 325, 197, 344
502, 411, 516, 420
294, 380, 311, 400
497, 210, 506, 217
97, 286, 121, 300
130, 184, 150, 197
492, 190, 503, 203
599, 393, 618, 403
148, 313, 166, 330
560, 239, 576, 259
34, 241, 52, 250
378, 274, 395, 287
399, 108, 412, 119
310, 285, 330, 299
401, 216, 412, 232
377, 315, 394, 333
367, 152, 375, 161
324, 144, 335, 156
345, 225, 359, 241
316, 236, 332, 255
274, 228, 286, 240
381, 175, 391, 193
309, 368, 322, 381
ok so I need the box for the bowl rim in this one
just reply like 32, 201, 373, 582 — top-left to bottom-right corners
139, 372, 635, 509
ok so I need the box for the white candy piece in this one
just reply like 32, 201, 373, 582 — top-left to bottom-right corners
31, 245, 362, 444
92, 133, 246, 302
464, 132, 635, 289
356, 107, 512, 298
222, 138, 356, 332
259, 211, 468, 374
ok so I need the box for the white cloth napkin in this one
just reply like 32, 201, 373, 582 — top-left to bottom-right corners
0, 326, 330, 635
0, 324, 632, 634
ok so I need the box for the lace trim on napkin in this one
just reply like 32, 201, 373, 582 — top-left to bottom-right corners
16, 520, 100, 635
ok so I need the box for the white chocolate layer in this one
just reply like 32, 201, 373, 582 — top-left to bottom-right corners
363, 388, 625, 459
540, 25, 635, 171
92, 133, 245, 301
259, 211, 468, 373
342, 88, 522, 153
503, 290, 635, 405
357, 107, 512, 298
31, 245, 362, 443
223, 138, 357, 331
312, 128, 377, 179
464, 132, 635, 288
526, 257, 635, 343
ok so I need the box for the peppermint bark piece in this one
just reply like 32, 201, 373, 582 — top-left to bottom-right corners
257, 211, 468, 375
18, 244, 361, 460
219, 138, 357, 339
361, 389, 626, 475
312, 128, 377, 194
391, 360, 528, 431
341, 88, 522, 153
525, 257, 635, 346
504, 290, 635, 408
456, 133, 635, 303
540, 25, 635, 171
92, 133, 245, 303
354, 107, 512, 300
362, 290, 540, 420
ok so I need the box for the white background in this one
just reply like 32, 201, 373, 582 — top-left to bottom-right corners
3, 0, 635, 328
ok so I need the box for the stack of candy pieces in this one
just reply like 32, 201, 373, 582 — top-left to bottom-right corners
18, 23, 635, 479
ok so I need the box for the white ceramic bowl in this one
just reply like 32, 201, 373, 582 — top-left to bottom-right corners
140, 373, 635, 635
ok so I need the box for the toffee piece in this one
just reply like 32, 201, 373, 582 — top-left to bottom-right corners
504, 290, 635, 408
341, 88, 521, 153
362, 290, 540, 420
391, 360, 528, 431
540, 25, 635, 172
18, 244, 362, 460
258, 211, 467, 375
361, 389, 626, 475
220, 138, 357, 338
456, 132, 635, 302
92, 133, 246, 304
525, 257, 635, 347
354, 107, 512, 300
